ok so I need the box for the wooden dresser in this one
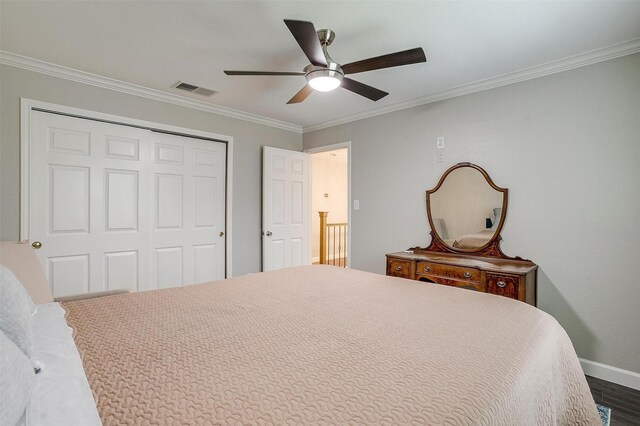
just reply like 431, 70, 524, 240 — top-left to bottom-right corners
392, 162, 538, 305
386, 250, 537, 305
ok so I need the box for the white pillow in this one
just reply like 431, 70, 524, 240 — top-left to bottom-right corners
432, 218, 449, 240
0, 330, 36, 425
0, 266, 35, 358
0, 241, 54, 304
490, 208, 503, 231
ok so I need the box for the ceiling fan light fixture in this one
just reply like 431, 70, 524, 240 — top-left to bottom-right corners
306, 69, 343, 92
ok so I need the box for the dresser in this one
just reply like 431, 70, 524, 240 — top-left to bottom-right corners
386, 250, 537, 305
388, 162, 538, 306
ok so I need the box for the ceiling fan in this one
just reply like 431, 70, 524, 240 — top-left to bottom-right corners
224, 19, 427, 104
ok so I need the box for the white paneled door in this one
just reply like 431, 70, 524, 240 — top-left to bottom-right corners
262, 146, 310, 271
28, 111, 226, 297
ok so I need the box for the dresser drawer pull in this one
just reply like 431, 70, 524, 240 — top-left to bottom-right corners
424, 266, 431, 272
463, 272, 472, 278
395, 265, 403, 271
497, 280, 507, 288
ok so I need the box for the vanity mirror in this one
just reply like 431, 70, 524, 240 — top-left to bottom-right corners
426, 162, 507, 255
386, 162, 537, 305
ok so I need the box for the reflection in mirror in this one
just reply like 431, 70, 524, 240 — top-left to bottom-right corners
430, 167, 504, 250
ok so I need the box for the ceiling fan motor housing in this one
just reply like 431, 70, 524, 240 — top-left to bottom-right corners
316, 29, 335, 46
304, 64, 344, 91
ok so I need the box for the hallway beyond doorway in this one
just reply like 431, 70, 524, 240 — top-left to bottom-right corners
310, 147, 349, 267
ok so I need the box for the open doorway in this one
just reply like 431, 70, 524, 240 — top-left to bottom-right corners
308, 144, 350, 267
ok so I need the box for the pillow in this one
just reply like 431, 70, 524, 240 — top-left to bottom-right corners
0, 330, 36, 426
0, 266, 35, 358
0, 241, 53, 304
490, 208, 503, 231
432, 218, 449, 240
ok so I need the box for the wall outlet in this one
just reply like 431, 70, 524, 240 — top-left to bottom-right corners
436, 137, 445, 149
437, 149, 444, 163
353, 200, 360, 210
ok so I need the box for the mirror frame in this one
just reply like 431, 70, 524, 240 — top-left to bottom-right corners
424, 162, 508, 257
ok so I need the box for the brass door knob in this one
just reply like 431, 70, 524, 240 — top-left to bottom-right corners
219, 232, 224, 237
31, 241, 42, 249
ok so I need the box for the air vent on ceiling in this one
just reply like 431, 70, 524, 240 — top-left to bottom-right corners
172, 81, 217, 97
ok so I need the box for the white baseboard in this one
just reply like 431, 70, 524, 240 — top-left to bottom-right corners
580, 358, 640, 390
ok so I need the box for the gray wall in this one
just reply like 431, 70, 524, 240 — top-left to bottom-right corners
0, 65, 302, 276
304, 53, 640, 374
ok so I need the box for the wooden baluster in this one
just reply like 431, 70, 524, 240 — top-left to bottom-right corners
333, 225, 336, 266
319, 212, 328, 264
344, 225, 347, 267
338, 225, 342, 266
341, 224, 344, 267
328, 226, 331, 265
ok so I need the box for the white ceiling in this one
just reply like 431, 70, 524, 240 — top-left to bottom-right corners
2, 1, 640, 130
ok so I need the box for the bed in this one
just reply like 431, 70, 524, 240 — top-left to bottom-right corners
452, 229, 495, 249
59, 265, 600, 425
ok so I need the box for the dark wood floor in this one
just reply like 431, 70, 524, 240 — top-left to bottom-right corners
586, 375, 640, 425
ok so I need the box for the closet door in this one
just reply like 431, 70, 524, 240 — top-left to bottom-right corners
28, 111, 226, 297
149, 132, 226, 290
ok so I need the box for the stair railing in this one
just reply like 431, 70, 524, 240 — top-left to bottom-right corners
318, 211, 347, 267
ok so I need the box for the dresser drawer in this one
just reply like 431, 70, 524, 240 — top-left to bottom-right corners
416, 261, 481, 282
387, 258, 412, 279
417, 275, 484, 292
486, 273, 520, 300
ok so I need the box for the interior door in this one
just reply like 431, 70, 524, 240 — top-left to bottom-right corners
262, 146, 311, 271
28, 110, 226, 297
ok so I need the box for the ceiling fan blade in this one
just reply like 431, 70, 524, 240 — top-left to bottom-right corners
284, 19, 327, 67
341, 48, 426, 75
224, 71, 305, 76
287, 85, 314, 104
341, 78, 388, 101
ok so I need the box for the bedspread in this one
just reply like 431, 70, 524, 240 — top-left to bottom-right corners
64, 265, 599, 425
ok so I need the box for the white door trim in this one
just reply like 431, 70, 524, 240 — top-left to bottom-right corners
304, 141, 352, 268
20, 97, 234, 278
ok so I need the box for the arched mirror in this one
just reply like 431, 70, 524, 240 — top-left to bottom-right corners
426, 163, 507, 254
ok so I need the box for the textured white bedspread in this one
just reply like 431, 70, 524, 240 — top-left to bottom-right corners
64, 265, 599, 425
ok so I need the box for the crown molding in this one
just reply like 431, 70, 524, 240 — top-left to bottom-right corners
303, 37, 640, 133
0, 51, 303, 134
3, 37, 639, 135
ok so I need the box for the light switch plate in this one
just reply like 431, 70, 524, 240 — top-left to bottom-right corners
436, 137, 445, 149
353, 200, 360, 210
